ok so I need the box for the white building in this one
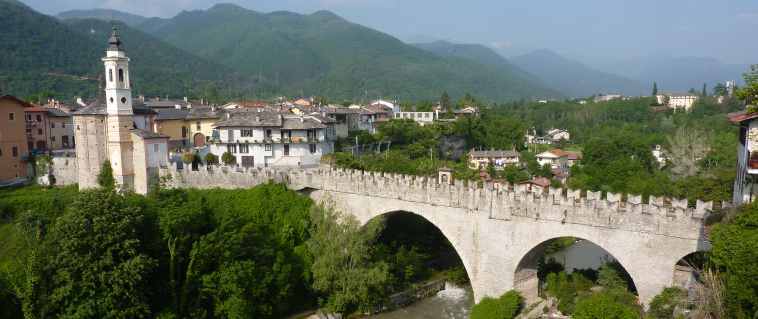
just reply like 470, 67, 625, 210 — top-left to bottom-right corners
536, 149, 569, 170
652, 145, 667, 168
394, 111, 438, 126
209, 111, 334, 168
468, 149, 520, 170
594, 94, 623, 103
526, 128, 570, 145
657, 93, 699, 111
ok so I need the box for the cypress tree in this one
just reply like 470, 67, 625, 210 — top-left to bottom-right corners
652, 82, 658, 96
97, 160, 115, 190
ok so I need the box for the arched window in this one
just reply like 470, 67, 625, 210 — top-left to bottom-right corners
108, 69, 113, 82
118, 69, 124, 82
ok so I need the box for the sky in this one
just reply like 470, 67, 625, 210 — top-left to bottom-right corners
20, 0, 758, 64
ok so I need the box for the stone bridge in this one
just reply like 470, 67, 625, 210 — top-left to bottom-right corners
162, 165, 714, 306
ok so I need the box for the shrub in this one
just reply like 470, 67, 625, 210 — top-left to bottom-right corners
181, 152, 197, 165
470, 290, 523, 319
572, 291, 639, 319
204, 153, 219, 166
221, 152, 236, 166
97, 160, 115, 190
647, 287, 686, 319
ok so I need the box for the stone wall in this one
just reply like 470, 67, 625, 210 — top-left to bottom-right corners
50, 154, 79, 186
164, 165, 711, 241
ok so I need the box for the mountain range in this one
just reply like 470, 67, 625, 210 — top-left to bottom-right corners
1, 1, 560, 102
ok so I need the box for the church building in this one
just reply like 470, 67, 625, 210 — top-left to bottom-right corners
73, 27, 169, 194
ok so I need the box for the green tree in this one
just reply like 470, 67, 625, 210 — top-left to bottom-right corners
204, 153, 219, 166
652, 82, 658, 96
440, 91, 451, 112
470, 290, 523, 319
702, 83, 708, 97
22, 190, 157, 318
307, 204, 390, 314
737, 65, 758, 105
221, 152, 236, 166
709, 202, 758, 318
713, 82, 728, 96
97, 160, 116, 190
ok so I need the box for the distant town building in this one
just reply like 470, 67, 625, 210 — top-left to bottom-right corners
656, 93, 699, 111
526, 128, 571, 145
453, 106, 480, 118
652, 145, 667, 168
594, 94, 623, 103
394, 111, 438, 126
0, 95, 32, 183
519, 177, 551, 193
726, 80, 737, 96
468, 149, 520, 170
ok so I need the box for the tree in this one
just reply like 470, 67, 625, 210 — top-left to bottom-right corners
652, 82, 658, 96
470, 290, 523, 319
666, 127, 710, 179
737, 65, 758, 105
181, 152, 197, 165
204, 153, 219, 166
221, 152, 236, 166
709, 203, 758, 318
702, 83, 708, 97
307, 203, 390, 314
440, 91, 451, 112
22, 190, 157, 318
97, 160, 115, 190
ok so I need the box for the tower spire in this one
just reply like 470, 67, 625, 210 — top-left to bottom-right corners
107, 25, 123, 51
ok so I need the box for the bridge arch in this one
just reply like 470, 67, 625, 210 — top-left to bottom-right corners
512, 236, 639, 305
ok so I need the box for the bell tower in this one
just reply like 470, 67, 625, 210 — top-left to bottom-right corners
103, 26, 135, 189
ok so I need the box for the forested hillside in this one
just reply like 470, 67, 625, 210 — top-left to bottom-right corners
130, 4, 559, 101
0, 0, 250, 101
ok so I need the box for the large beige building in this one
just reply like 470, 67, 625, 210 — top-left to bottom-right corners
0, 95, 32, 182
73, 28, 168, 194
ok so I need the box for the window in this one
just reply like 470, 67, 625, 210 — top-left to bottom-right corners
227, 129, 234, 142
51, 136, 56, 142
51, 122, 55, 128
196, 121, 201, 130
181, 127, 188, 138
26, 114, 31, 121
241, 129, 253, 137
118, 69, 124, 82
265, 144, 272, 152
154, 144, 159, 152
36, 114, 42, 122
62, 136, 69, 147
12, 146, 18, 157
265, 129, 272, 138
8, 112, 15, 121
309, 144, 317, 154
227, 144, 237, 154
37, 129, 43, 135
109, 69, 113, 82
241, 156, 254, 168
283, 144, 290, 156
239, 144, 249, 154
0, 147, 2, 156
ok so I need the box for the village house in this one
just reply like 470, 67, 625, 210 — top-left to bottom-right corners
536, 149, 569, 170
519, 177, 551, 194
652, 145, 667, 168
24, 106, 51, 153
453, 106, 479, 118
46, 108, 75, 150
526, 128, 571, 145
729, 108, 758, 204
468, 149, 520, 170
594, 94, 623, 103
209, 110, 334, 168
0, 95, 32, 183
394, 111, 438, 126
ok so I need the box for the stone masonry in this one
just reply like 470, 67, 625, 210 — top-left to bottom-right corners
163, 164, 713, 306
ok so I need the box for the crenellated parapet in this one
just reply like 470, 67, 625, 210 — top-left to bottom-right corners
162, 164, 713, 240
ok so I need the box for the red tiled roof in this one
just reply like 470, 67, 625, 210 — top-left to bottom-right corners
728, 111, 758, 124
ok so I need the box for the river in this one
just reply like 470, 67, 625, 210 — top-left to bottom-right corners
368, 282, 474, 319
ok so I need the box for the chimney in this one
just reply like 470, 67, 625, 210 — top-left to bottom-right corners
76, 97, 86, 107
184, 96, 188, 102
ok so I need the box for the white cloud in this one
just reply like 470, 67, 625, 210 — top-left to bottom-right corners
490, 40, 512, 50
